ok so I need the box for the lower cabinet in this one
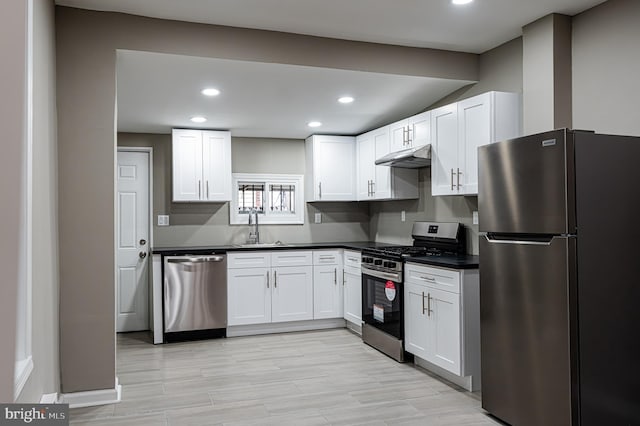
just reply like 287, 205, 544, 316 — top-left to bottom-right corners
404, 262, 480, 390
343, 266, 362, 326
227, 251, 313, 326
313, 264, 343, 319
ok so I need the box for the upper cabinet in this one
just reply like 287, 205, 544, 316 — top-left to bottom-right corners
172, 129, 232, 202
389, 110, 431, 152
305, 135, 357, 202
431, 91, 521, 196
356, 126, 419, 201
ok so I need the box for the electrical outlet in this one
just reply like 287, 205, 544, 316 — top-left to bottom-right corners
158, 215, 170, 226
472, 211, 479, 225
314, 213, 322, 224
401, 211, 406, 222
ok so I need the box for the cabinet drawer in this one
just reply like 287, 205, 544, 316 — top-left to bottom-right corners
313, 250, 342, 265
405, 263, 460, 294
228, 252, 271, 269
343, 250, 361, 268
271, 251, 313, 267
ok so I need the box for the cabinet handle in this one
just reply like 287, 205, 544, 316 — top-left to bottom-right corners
206, 180, 209, 199
420, 275, 435, 282
450, 169, 454, 191
371, 181, 375, 196
342, 270, 345, 286
274, 270, 277, 288
422, 291, 426, 315
199, 180, 202, 199
456, 168, 462, 189
334, 268, 337, 285
407, 126, 413, 145
319, 182, 322, 199
266, 271, 270, 288
427, 293, 432, 317
367, 180, 371, 196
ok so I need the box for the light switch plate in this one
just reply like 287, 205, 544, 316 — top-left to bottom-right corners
158, 215, 170, 226
401, 211, 406, 222
472, 211, 479, 225
314, 213, 322, 224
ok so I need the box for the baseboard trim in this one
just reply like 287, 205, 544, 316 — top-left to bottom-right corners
414, 357, 478, 392
59, 378, 122, 408
40, 392, 60, 404
227, 318, 346, 337
345, 320, 362, 336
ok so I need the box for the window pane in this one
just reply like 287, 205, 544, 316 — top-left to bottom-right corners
238, 183, 265, 213
269, 184, 295, 213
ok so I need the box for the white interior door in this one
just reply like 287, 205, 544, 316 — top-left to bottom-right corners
117, 151, 150, 332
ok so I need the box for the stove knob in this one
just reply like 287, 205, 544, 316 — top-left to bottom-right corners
374, 259, 383, 266
363, 257, 373, 263
387, 261, 397, 269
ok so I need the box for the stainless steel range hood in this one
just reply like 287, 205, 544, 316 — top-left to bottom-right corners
374, 144, 431, 168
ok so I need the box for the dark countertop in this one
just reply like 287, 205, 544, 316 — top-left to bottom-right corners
405, 254, 479, 270
152, 242, 479, 270
151, 241, 397, 256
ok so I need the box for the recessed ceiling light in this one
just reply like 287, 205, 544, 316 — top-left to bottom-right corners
338, 96, 354, 104
201, 88, 220, 97
452, 0, 473, 4
308, 121, 322, 128
190, 116, 207, 123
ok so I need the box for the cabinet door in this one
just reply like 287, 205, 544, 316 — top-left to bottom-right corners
202, 130, 232, 201
372, 127, 392, 199
271, 266, 313, 322
408, 111, 431, 148
314, 136, 356, 201
313, 265, 343, 319
356, 133, 375, 200
343, 267, 361, 325
428, 287, 461, 375
431, 104, 459, 196
458, 93, 491, 195
172, 129, 203, 201
389, 119, 409, 152
404, 282, 430, 360
227, 267, 271, 326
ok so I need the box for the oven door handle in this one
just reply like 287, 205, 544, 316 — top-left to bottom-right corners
362, 268, 401, 282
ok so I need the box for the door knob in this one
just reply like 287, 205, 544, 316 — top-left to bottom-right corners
139, 239, 146, 246
139, 251, 147, 259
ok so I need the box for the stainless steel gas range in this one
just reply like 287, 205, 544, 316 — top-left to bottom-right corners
361, 222, 466, 362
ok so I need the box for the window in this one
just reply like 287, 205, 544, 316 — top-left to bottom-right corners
230, 174, 304, 225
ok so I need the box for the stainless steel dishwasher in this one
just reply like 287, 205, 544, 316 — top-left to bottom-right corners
163, 254, 227, 340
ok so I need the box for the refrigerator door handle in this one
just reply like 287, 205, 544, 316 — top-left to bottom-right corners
483, 234, 556, 246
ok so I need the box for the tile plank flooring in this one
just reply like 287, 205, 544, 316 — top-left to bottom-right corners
70, 329, 501, 425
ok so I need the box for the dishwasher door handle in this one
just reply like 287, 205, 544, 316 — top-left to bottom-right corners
167, 255, 226, 264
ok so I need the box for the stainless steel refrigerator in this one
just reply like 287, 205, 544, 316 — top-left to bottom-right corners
478, 129, 640, 426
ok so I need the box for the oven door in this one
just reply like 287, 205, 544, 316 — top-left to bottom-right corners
362, 268, 403, 339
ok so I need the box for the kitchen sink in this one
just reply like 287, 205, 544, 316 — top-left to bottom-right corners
233, 242, 287, 248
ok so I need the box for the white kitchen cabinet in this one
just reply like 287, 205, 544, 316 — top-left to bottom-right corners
227, 251, 313, 325
431, 91, 521, 196
313, 250, 343, 320
356, 126, 419, 201
389, 111, 431, 152
342, 250, 361, 327
404, 262, 480, 391
305, 135, 357, 201
172, 129, 232, 202
227, 267, 272, 326
271, 265, 314, 322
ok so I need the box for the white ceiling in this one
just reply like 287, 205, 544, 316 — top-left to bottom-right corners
116, 51, 472, 138
57, 0, 605, 53
66, 0, 606, 139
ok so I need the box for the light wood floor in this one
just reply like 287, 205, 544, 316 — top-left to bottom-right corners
70, 329, 501, 425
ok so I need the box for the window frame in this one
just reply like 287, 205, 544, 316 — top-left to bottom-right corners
230, 173, 304, 225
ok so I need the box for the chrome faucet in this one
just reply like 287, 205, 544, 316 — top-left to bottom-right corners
247, 208, 260, 244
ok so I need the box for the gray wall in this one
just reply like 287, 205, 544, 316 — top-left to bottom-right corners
0, 0, 26, 402
369, 37, 525, 255
573, 0, 640, 136
118, 133, 370, 247
55, 4, 478, 393
18, 0, 60, 402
